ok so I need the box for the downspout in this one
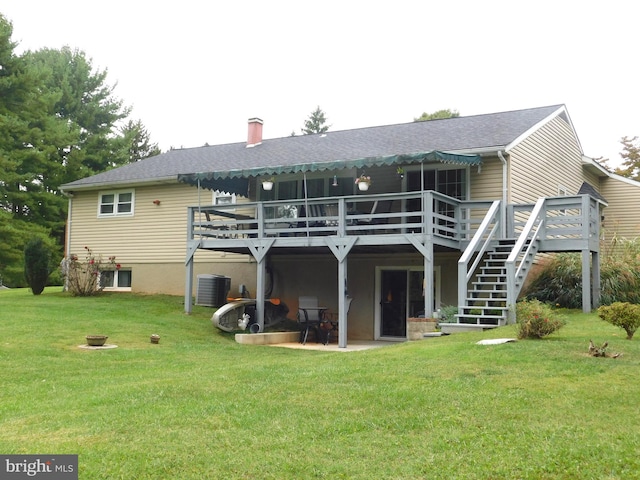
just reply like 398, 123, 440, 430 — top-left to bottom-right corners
497, 151, 508, 238
63, 193, 73, 291
65, 194, 73, 258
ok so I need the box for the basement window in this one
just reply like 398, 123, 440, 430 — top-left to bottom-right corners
100, 269, 132, 291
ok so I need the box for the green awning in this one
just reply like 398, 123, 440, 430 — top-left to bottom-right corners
178, 150, 481, 194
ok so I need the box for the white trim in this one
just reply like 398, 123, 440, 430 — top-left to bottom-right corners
100, 269, 132, 291
213, 191, 237, 205
504, 106, 582, 154
98, 190, 135, 217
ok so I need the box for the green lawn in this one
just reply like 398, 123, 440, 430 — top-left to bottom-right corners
1, 288, 639, 479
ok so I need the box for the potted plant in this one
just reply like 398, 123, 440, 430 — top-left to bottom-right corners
86, 335, 108, 346
262, 177, 275, 191
355, 174, 371, 191
396, 167, 404, 179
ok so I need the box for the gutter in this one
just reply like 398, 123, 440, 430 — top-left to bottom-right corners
59, 175, 178, 193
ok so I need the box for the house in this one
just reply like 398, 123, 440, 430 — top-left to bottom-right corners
60, 105, 640, 347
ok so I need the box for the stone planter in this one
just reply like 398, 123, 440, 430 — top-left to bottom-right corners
86, 335, 108, 346
407, 318, 437, 340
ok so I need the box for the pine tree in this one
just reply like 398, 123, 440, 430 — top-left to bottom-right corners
301, 106, 330, 134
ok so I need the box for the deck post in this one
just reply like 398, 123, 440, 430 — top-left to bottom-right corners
338, 258, 348, 348
581, 249, 592, 313
592, 250, 600, 309
184, 207, 195, 314
423, 250, 434, 318
256, 257, 266, 331
185, 256, 194, 314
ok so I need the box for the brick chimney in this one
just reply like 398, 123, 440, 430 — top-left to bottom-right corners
247, 117, 263, 147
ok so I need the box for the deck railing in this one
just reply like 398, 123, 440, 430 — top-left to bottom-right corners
188, 193, 599, 253
188, 191, 496, 246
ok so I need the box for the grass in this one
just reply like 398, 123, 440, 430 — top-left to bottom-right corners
1, 288, 639, 479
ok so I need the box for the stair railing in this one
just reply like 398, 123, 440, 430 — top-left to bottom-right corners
505, 197, 546, 322
457, 200, 502, 311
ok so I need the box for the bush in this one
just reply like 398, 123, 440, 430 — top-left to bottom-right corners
515, 299, 566, 339
61, 246, 119, 296
597, 302, 640, 340
23, 238, 51, 295
437, 305, 458, 323
523, 248, 640, 308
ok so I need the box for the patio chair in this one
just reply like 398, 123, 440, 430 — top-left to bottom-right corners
358, 200, 393, 233
322, 295, 353, 344
297, 296, 329, 344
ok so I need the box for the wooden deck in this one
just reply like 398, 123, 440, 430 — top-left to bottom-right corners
184, 192, 601, 343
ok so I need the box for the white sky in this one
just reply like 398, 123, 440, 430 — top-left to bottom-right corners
3, 1, 638, 165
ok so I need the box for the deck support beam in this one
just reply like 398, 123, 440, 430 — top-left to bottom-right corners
581, 248, 600, 313
246, 238, 275, 332
185, 253, 194, 314
592, 250, 600, 310
326, 237, 357, 348
406, 234, 434, 318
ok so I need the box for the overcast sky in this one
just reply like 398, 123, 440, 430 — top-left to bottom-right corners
3, 1, 638, 165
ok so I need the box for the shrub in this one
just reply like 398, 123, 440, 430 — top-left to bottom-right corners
61, 246, 119, 296
597, 302, 640, 340
515, 299, 566, 339
523, 247, 640, 308
23, 238, 51, 295
437, 305, 458, 323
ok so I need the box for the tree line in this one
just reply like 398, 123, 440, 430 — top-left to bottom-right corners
0, 14, 159, 287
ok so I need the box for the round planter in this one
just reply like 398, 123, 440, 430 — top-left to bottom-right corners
86, 335, 108, 346
358, 182, 370, 191
262, 181, 273, 191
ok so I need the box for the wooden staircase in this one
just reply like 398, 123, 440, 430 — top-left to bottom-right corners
444, 238, 539, 333
456, 240, 513, 326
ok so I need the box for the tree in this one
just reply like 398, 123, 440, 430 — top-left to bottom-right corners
414, 109, 460, 122
1, 16, 69, 242
23, 46, 132, 180
0, 210, 58, 288
613, 136, 640, 181
0, 15, 158, 283
301, 106, 330, 134
120, 119, 161, 162
24, 237, 51, 294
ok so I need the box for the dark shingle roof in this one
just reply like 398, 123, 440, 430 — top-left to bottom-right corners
61, 104, 565, 190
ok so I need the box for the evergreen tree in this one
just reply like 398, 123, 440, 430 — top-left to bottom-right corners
414, 109, 460, 121
120, 119, 161, 162
0, 14, 158, 282
301, 106, 330, 134
24, 237, 51, 294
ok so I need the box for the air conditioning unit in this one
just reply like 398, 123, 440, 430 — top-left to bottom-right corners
196, 274, 231, 307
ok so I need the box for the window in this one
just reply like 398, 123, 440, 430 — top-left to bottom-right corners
213, 191, 236, 205
100, 269, 132, 291
99, 191, 134, 217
